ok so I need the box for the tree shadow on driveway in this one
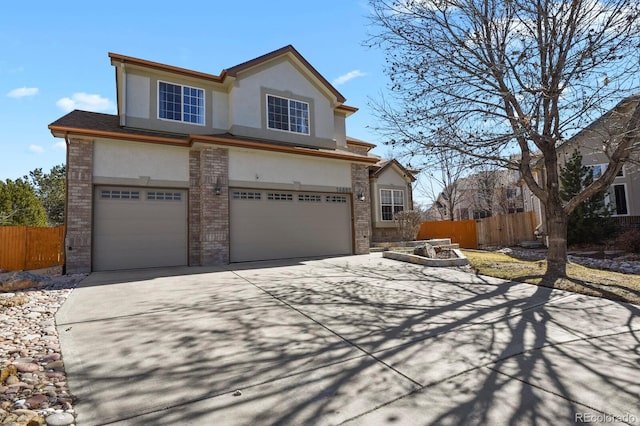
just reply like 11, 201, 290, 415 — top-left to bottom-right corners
56, 256, 640, 425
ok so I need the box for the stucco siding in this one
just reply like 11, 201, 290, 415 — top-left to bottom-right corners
377, 167, 410, 187
228, 149, 351, 189
334, 113, 347, 148
93, 139, 189, 183
121, 68, 225, 134
229, 58, 336, 148
125, 73, 150, 119
558, 132, 640, 216
211, 89, 229, 130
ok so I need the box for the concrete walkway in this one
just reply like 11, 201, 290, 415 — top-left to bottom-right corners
56, 254, 640, 425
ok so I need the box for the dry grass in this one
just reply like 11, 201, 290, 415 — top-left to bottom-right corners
462, 250, 640, 306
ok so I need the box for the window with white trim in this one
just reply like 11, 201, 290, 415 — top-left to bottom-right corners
590, 163, 624, 179
380, 189, 404, 221
158, 81, 204, 125
266, 94, 309, 134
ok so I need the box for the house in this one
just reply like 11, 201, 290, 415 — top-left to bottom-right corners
49, 45, 414, 273
427, 169, 524, 221
522, 94, 640, 235
367, 158, 416, 242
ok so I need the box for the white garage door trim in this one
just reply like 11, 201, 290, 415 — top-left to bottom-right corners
93, 186, 188, 271
230, 189, 353, 262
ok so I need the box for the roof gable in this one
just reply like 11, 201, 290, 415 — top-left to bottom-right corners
225, 45, 346, 104
371, 159, 416, 182
557, 94, 640, 153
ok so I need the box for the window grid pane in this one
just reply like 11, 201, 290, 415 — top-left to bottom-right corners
289, 100, 309, 134
183, 86, 204, 124
326, 195, 347, 203
101, 190, 140, 200
382, 206, 393, 221
159, 82, 182, 121
233, 191, 262, 200
380, 189, 392, 205
268, 193, 293, 201
267, 95, 289, 131
393, 190, 404, 205
298, 194, 321, 202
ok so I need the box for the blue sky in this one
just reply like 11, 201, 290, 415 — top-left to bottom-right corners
0, 0, 396, 182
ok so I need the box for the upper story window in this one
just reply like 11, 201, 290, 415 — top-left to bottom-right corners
590, 163, 624, 179
380, 189, 404, 221
266, 95, 309, 135
158, 81, 204, 125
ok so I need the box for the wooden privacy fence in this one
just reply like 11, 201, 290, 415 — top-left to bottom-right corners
416, 219, 478, 249
417, 211, 536, 249
476, 211, 536, 248
0, 226, 65, 271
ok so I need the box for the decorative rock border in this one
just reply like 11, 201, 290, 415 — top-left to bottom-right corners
383, 249, 470, 267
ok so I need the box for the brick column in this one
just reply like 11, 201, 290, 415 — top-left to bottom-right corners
65, 138, 93, 273
351, 164, 371, 254
189, 147, 229, 266
188, 151, 202, 265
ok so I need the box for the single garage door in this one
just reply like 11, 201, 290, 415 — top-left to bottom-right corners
93, 186, 188, 271
230, 189, 352, 262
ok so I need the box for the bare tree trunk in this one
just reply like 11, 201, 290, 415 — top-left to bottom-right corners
543, 150, 568, 277
545, 202, 568, 277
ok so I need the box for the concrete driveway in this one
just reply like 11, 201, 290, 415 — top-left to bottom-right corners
56, 254, 640, 425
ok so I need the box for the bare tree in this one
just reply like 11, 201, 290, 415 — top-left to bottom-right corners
368, 0, 640, 276
416, 146, 472, 221
471, 168, 500, 218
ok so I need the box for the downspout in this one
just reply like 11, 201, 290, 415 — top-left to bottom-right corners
63, 132, 70, 275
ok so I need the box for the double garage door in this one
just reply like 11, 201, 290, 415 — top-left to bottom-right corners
229, 189, 353, 262
93, 186, 353, 270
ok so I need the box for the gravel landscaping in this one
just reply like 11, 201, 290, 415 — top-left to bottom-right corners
0, 271, 86, 426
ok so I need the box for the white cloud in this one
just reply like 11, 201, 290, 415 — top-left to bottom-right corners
56, 92, 114, 113
332, 70, 366, 86
53, 141, 67, 151
29, 144, 44, 154
7, 87, 39, 98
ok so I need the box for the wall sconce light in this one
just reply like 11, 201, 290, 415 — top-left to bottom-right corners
358, 192, 366, 202
215, 176, 222, 195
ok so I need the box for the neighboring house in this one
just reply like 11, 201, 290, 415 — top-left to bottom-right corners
368, 159, 416, 242
428, 169, 524, 221
49, 45, 411, 273
522, 94, 640, 235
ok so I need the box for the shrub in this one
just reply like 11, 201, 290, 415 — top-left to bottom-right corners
617, 229, 640, 253
394, 210, 422, 241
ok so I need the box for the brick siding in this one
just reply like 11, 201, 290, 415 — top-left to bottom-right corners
351, 164, 372, 254
372, 227, 401, 243
65, 138, 93, 273
189, 147, 229, 265
345, 144, 370, 156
